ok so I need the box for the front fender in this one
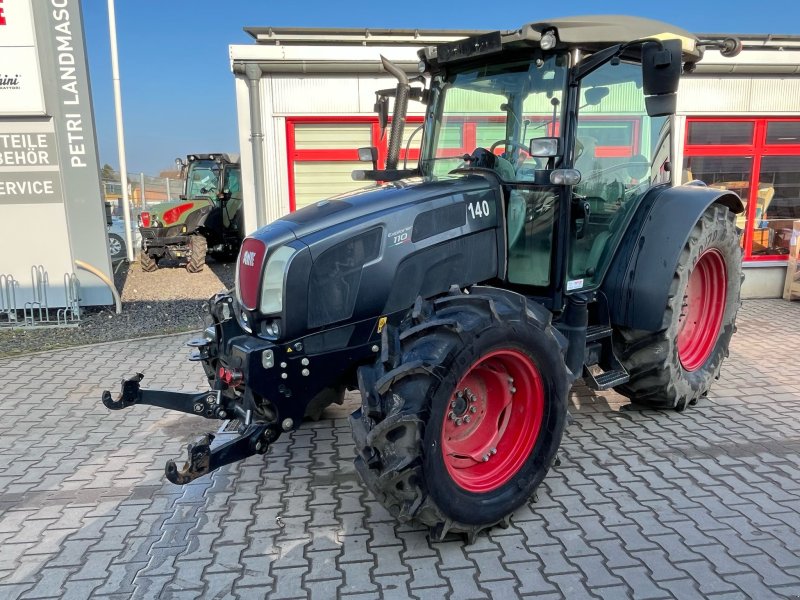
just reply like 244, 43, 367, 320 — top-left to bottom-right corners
603, 184, 743, 332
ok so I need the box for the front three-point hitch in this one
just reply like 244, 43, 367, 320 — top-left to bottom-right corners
102, 373, 280, 484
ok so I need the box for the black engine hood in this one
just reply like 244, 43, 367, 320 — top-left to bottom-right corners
275, 175, 498, 239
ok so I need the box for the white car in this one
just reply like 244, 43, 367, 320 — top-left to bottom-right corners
107, 216, 142, 262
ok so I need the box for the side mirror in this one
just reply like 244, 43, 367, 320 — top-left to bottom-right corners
374, 96, 389, 133
641, 40, 682, 117
584, 86, 609, 107
358, 146, 379, 170
529, 137, 560, 157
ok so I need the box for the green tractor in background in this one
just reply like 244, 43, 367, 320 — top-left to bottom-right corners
139, 153, 243, 272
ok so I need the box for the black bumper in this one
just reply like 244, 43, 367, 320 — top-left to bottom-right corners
207, 296, 385, 427
140, 226, 190, 249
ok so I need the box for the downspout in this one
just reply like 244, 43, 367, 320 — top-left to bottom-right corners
380, 56, 410, 170
239, 63, 268, 229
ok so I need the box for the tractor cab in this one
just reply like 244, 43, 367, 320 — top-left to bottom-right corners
362, 16, 710, 312
181, 154, 243, 229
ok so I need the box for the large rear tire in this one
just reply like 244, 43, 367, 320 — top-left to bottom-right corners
613, 204, 742, 410
350, 288, 570, 541
186, 235, 207, 273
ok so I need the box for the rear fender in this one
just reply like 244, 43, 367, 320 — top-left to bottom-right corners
603, 185, 743, 332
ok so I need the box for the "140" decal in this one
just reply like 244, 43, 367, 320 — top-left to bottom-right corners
467, 200, 491, 220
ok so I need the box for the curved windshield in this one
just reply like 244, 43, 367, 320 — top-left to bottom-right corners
422, 54, 568, 182
186, 160, 221, 199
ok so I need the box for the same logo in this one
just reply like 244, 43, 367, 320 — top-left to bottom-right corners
242, 250, 256, 267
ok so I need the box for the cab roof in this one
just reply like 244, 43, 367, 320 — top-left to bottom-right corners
427, 15, 701, 66
509, 15, 699, 57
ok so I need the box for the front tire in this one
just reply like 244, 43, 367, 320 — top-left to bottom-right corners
140, 250, 158, 272
186, 235, 207, 273
350, 288, 570, 541
613, 203, 742, 409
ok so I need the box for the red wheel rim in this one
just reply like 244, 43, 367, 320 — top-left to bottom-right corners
441, 349, 544, 493
677, 248, 727, 372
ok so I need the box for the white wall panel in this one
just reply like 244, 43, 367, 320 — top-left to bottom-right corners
272, 116, 290, 220
357, 76, 427, 116
678, 78, 753, 113
749, 79, 800, 113
271, 76, 362, 114
261, 76, 290, 223
233, 76, 257, 234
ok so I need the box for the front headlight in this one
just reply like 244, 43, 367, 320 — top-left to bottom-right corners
259, 246, 295, 314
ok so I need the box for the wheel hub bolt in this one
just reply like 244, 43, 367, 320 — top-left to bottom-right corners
510, 386, 516, 394
455, 418, 462, 426
450, 401, 457, 409
490, 447, 497, 455
463, 415, 471, 424
482, 454, 489, 462
449, 411, 456, 421
470, 406, 477, 413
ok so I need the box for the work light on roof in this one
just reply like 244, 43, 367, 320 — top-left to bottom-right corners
541, 29, 557, 51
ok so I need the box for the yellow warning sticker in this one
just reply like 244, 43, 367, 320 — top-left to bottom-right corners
377, 316, 388, 333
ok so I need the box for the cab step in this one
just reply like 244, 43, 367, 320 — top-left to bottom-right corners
586, 325, 613, 342
584, 367, 630, 390
582, 323, 629, 390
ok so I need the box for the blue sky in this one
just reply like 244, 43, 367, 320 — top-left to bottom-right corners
82, 0, 800, 175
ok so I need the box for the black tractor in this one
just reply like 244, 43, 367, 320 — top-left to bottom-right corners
104, 16, 744, 541
139, 153, 243, 272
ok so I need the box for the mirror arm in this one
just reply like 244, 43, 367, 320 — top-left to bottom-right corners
571, 44, 623, 83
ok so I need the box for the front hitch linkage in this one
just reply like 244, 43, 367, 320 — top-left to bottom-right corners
101, 373, 280, 485
102, 372, 229, 419
165, 423, 280, 484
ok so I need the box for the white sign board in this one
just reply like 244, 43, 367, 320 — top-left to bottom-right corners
0, 0, 45, 115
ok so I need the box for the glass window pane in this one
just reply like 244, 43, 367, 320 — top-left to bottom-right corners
439, 123, 462, 148
752, 155, 800, 256
294, 124, 372, 149
687, 121, 754, 145
293, 161, 364, 209
683, 155, 752, 240
507, 188, 558, 286
766, 121, 800, 145
569, 61, 667, 290
577, 121, 633, 147
476, 123, 508, 148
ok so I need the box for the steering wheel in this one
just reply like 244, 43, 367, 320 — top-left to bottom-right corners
490, 139, 529, 156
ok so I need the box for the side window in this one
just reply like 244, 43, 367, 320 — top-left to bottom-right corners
507, 188, 559, 287
226, 168, 242, 199
568, 61, 668, 291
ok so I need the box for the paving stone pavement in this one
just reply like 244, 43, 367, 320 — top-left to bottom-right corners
0, 299, 799, 599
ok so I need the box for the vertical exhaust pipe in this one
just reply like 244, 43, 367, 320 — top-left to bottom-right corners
380, 56, 410, 171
